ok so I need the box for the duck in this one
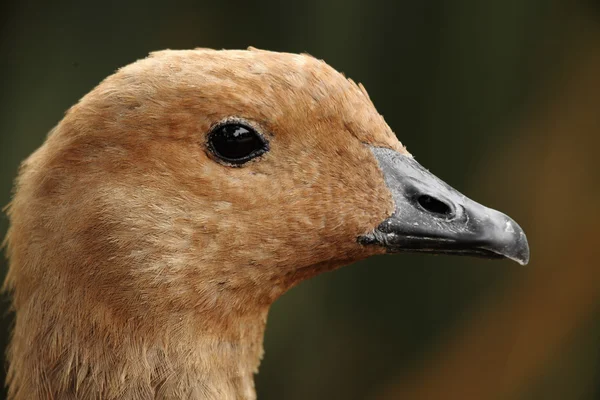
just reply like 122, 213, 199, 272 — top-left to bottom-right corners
3, 47, 529, 400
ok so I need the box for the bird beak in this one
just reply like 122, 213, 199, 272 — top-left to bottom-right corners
359, 147, 530, 265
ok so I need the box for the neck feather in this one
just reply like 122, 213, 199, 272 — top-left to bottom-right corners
6, 285, 269, 400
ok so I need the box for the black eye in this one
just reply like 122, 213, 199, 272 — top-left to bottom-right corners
207, 122, 269, 165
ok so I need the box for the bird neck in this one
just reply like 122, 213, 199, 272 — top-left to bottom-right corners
7, 289, 269, 400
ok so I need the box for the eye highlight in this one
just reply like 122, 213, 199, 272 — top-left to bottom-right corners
207, 121, 269, 165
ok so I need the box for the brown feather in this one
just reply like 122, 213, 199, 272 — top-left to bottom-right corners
4, 48, 407, 399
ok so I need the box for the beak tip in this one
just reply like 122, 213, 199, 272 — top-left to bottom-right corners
481, 214, 530, 266
511, 231, 530, 266
494, 216, 530, 266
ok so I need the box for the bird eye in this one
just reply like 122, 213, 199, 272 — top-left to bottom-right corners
207, 122, 269, 165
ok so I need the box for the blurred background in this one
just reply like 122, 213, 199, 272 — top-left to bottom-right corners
1, 1, 600, 399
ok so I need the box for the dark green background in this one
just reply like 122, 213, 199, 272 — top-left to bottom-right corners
2, 1, 599, 399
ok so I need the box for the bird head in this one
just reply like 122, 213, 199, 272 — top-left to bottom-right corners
6, 48, 529, 329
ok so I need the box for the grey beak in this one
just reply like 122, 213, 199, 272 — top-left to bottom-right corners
359, 147, 530, 265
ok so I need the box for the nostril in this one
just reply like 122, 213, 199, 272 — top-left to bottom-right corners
417, 195, 453, 218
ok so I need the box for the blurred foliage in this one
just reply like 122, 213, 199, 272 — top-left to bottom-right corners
1, 1, 599, 399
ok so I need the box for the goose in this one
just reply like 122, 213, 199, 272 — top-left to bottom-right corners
3, 48, 529, 400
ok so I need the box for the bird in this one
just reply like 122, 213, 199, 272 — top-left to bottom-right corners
3, 47, 529, 400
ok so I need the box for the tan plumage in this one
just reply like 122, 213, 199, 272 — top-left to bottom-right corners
4, 47, 529, 400
4, 48, 404, 399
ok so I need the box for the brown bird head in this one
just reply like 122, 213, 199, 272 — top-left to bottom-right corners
3, 48, 529, 399
6, 47, 529, 327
